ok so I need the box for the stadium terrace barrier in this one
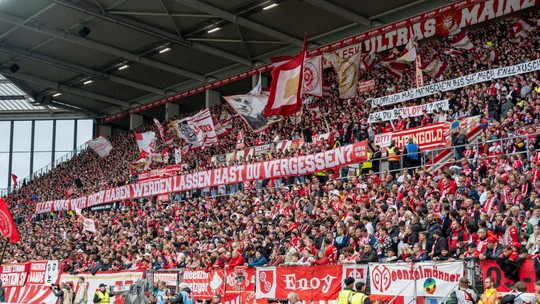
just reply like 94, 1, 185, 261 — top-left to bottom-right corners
1, 260, 538, 303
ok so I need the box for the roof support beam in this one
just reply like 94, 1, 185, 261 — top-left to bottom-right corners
2, 70, 131, 108
174, 0, 304, 47
51, 0, 252, 66
0, 43, 167, 96
0, 11, 206, 82
303, 0, 371, 26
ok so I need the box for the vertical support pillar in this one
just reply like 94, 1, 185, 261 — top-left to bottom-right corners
130, 114, 144, 130
51, 120, 56, 168
29, 120, 35, 178
73, 119, 78, 151
7, 121, 14, 191
205, 90, 220, 108
99, 125, 112, 137
166, 103, 180, 121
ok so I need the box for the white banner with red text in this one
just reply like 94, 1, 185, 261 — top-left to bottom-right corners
369, 262, 463, 297
368, 99, 449, 123
2, 263, 144, 304
137, 164, 186, 182
372, 58, 540, 107
2, 260, 60, 304
35, 140, 368, 213
374, 123, 450, 151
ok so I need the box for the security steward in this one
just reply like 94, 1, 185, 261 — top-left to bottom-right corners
351, 282, 371, 304
387, 140, 401, 177
93, 283, 113, 304
337, 277, 355, 304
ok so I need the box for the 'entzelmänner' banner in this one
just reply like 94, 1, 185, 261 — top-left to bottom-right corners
368, 99, 449, 122
34, 140, 368, 214
371, 59, 540, 107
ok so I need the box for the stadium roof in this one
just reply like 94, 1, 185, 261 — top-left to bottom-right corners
0, 0, 450, 125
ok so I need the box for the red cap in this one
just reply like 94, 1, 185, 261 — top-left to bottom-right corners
512, 242, 521, 248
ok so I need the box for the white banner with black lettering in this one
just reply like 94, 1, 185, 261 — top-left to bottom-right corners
369, 262, 463, 297
372, 59, 540, 107
368, 99, 449, 123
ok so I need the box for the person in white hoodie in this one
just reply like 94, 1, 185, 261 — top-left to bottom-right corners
74, 277, 88, 304
513, 281, 537, 304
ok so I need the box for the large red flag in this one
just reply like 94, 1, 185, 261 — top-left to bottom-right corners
0, 198, 20, 243
265, 37, 307, 117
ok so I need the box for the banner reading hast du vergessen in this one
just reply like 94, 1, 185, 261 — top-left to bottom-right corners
34, 141, 368, 213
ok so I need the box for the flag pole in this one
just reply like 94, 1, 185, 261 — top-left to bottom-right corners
0, 237, 10, 266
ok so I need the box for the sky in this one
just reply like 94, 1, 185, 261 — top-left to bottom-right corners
0, 119, 93, 192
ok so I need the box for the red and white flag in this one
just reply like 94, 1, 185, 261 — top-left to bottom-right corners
450, 31, 475, 50
86, 136, 113, 158
270, 56, 294, 68
0, 198, 20, 243
236, 129, 245, 150
10, 174, 17, 188
380, 54, 407, 79
335, 51, 361, 99
421, 57, 448, 78
308, 104, 321, 120
213, 118, 228, 138
163, 135, 176, 148
395, 38, 417, 63
488, 49, 498, 62
265, 38, 307, 117
170, 109, 218, 148
135, 132, 157, 158
219, 111, 233, 130
153, 118, 167, 140
415, 55, 424, 87
82, 217, 96, 233
443, 48, 463, 57
513, 19, 535, 38
302, 55, 323, 97
360, 55, 375, 71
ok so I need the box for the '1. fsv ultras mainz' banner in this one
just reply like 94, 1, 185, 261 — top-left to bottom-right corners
34, 141, 368, 213
369, 262, 463, 297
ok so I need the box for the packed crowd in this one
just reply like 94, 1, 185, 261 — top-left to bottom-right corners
2, 12, 540, 275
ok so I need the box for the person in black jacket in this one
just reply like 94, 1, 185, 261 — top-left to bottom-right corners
357, 244, 378, 264
429, 229, 448, 259
369, 143, 382, 174
479, 237, 503, 260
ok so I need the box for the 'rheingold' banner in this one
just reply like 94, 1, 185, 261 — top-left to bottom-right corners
371, 59, 540, 107
374, 123, 448, 150
34, 140, 368, 214
368, 99, 449, 123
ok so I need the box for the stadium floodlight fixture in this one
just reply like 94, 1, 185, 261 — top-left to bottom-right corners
263, 3, 278, 10
159, 47, 171, 54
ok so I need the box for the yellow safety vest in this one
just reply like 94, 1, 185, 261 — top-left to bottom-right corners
95, 291, 110, 304
337, 289, 354, 304
351, 292, 368, 304
362, 152, 372, 169
388, 147, 400, 161
316, 171, 327, 177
